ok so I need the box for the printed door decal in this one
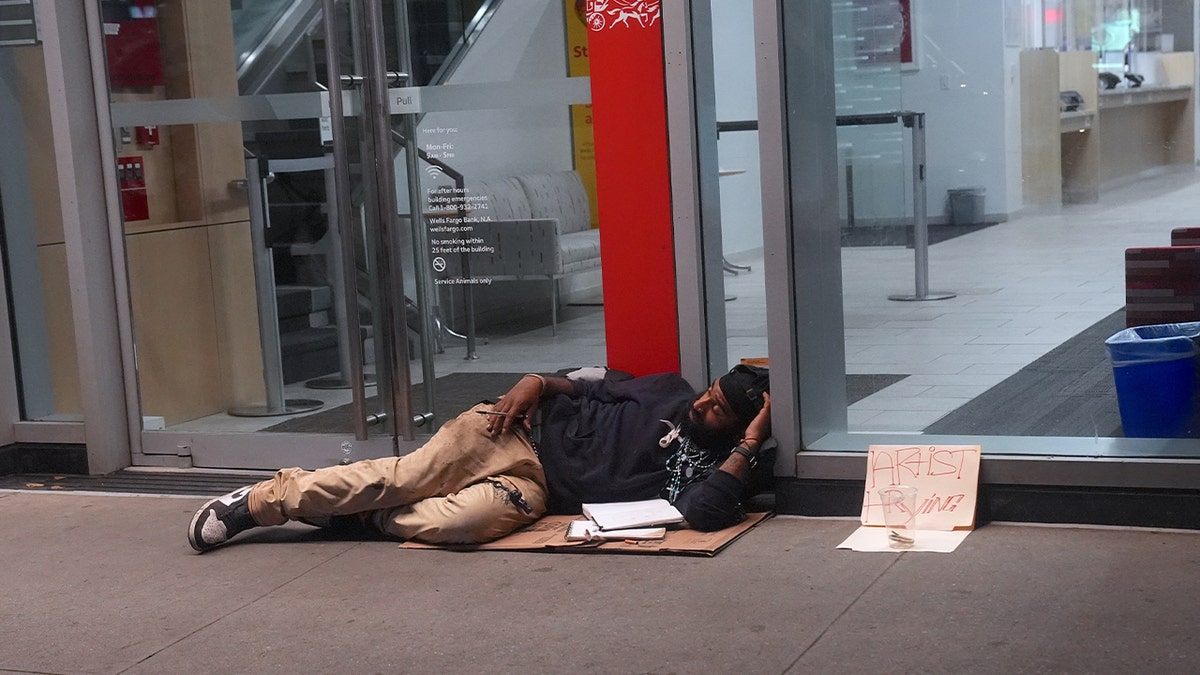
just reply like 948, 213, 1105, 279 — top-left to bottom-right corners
586, 0, 661, 31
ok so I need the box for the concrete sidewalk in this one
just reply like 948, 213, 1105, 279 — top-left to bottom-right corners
3, 489, 1199, 674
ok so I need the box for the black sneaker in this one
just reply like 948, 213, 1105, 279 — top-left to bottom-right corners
188, 485, 258, 552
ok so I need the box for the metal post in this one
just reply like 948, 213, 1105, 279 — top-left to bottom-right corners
361, 0, 415, 440
316, 0, 370, 440
845, 162, 855, 230
460, 235, 479, 359
391, 0, 444, 421
889, 112, 955, 302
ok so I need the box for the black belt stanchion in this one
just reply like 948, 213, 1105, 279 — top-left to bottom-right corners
837, 111, 955, 302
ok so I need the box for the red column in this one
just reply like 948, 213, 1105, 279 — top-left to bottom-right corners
585, 1, 679, 376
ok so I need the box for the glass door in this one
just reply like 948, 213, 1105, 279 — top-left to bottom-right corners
106, 0, 602, 470
0, 41, 85, 428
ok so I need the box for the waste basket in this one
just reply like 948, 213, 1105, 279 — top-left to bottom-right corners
1105, 322, 1200, 438
947, 187, 985, 226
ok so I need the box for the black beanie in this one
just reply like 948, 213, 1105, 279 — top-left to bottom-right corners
718, 364, 770, 426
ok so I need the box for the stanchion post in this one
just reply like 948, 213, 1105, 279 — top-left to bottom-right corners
889, 112, 955, 302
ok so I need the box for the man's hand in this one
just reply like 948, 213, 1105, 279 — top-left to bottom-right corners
487, 375, 545, 436
718, 392, 772, 481
744, 392, 771, 445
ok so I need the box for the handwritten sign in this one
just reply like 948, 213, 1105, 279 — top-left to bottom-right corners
860, 445, 981, 531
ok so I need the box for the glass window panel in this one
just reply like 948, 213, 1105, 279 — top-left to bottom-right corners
807, 0, 1200, 457
0, 47, 83, 422
712, 0, 769, 368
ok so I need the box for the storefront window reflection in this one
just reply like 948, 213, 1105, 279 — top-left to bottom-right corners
820, 0, 1199, 451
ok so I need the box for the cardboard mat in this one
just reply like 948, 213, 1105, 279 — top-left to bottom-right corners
399, 512, 772, 556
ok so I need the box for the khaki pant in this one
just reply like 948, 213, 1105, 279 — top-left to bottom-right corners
248, 404, 547, 544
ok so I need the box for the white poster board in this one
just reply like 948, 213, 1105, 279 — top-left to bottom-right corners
859, 445, 982, 531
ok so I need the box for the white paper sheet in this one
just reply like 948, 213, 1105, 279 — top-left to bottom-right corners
837, 526, 973, 553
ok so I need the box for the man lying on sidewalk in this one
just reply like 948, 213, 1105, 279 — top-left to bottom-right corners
188, 365, 772, 552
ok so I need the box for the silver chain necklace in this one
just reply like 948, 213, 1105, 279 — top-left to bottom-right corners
663, 435, 718, 502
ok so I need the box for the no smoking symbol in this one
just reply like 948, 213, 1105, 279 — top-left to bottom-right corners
432, 256, 447, 272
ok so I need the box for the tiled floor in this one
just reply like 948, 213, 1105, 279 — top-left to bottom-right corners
179, 169, 1200, 435
838, 171, 1197, 432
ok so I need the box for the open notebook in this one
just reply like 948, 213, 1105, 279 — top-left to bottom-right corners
565, 520, 667, 541
581, 498, 684, 531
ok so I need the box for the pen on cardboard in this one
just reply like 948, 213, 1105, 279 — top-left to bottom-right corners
475, 410, 527, 420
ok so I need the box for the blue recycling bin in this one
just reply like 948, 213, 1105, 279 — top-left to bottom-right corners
1105, 322, 1200, 438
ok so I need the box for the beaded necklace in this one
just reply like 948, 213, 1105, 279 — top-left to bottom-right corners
663, 434, 719, 502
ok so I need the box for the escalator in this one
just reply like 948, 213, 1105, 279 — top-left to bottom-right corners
233, 0, 491, 95
233, 0, 322, 95
406, 0, 489, 86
